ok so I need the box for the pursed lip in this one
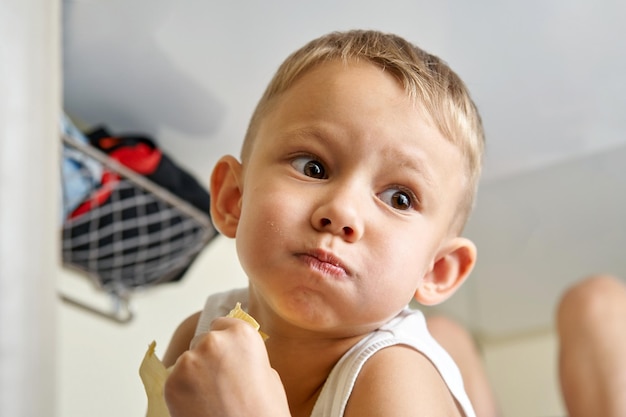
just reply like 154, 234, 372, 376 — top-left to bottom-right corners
297, 248, 351, 278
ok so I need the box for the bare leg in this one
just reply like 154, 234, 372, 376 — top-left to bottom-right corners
427, 315, 501, 417
557, 274, 626, 417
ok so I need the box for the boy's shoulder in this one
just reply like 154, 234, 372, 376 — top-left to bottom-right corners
345, 344, 464, 416
162, 310, 202, 367
313, 308, 475, 416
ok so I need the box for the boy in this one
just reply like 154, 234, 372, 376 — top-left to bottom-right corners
161, 29, 484, 417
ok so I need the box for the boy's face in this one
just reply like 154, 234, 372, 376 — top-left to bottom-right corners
230, 60, 469, 336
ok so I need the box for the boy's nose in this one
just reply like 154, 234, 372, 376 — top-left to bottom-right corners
319, 217, 356, 238
312, 194, 364, 242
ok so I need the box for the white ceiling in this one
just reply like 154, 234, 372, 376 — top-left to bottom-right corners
62, 0, 626, 337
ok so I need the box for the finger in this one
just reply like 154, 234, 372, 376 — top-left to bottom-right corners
210, 316, 244, 332
189, 333, 206, 350
189, 316, 243, 350
212, 316, 270, 341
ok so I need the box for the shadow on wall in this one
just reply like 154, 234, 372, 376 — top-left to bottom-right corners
62, 0, 225, 138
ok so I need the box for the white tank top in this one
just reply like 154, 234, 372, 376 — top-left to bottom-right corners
195, 288, 476, 417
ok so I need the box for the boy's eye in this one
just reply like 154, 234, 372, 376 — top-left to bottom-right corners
291, 156, 327, 179
379, 188, 415, 211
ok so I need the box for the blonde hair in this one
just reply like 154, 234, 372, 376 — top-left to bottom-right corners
241, 30, 484, 228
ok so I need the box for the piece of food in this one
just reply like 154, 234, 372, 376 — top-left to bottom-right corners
139, 341, 173, 417
139, 303, 268, 417
226, 302, 269, 341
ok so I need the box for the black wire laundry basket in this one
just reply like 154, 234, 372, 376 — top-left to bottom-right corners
60, 133, 218, 323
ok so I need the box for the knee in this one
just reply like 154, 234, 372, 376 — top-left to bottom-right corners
557, 274, 626, 329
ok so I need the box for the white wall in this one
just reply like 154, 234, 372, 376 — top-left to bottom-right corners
0, 1, 60, 416
57, 235, 246, 416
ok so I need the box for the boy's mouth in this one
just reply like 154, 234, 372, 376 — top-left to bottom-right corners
298, 249, 349, 278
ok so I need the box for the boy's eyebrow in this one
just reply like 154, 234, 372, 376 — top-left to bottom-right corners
384, 147, 436, 187
278, 127, 327, 143
273, 126, 339, 152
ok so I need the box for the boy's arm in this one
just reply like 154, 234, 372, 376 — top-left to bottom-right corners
162, 312, 201, 368
345, 345, 465, 417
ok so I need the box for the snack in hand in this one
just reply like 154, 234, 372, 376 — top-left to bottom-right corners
139, 302, 268, 417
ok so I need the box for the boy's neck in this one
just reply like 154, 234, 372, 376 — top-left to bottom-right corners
265, 334, 364, 417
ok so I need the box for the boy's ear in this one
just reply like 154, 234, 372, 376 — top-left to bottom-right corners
414, 237, 477, 306
209, 155, 243, 238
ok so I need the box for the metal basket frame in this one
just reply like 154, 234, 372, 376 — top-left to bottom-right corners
59, 134, 217, 323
